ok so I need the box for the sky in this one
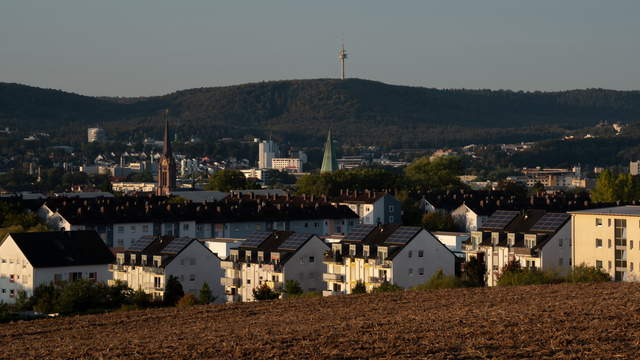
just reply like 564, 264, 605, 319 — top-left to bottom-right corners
1, 1, 639, 97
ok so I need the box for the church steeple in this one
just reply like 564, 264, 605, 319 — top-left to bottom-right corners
156, 110, 176, 196
162, 114, 172, 157
320, 129, 338, 173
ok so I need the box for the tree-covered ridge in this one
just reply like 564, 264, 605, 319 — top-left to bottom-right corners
3, 79, 640, 146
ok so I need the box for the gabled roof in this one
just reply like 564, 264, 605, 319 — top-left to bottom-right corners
5, 231, 115, 268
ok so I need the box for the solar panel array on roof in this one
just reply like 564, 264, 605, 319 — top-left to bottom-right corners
162, 237, 192, 254
530, 213, 570, 232
343, 224, 377, 242
242, 231, 272, 248
483, 210, 519, 229
278, 232, 312, 251
129, 236, 155, 251
385, 226, 421, 245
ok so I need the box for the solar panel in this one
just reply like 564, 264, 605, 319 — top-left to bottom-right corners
482, 210, 519, 229
343, 224, 377, 242
278, 232, 312, 251
162, 237, 192, 254
129, 236, 155, 251
242, 231, 272, 248
530, 213, 570, 232
385, 226, 421, 245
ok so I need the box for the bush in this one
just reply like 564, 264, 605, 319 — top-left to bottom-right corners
566, 264, 611, 283
129, 289, 153, 308
163, 276, 184, 306
497, 269, 563, 286
177, 294, 198, 308
372, 281, 403, 293
414, 270, 465, 290
462, 257, 486, 287
351, 281, 367, 294
252, 283, 280, 301
199, 283, 215, 304
283, 280, 303, 297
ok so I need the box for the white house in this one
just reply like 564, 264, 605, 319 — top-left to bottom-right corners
463, 210, 572, 286
220, 231, 329, 303
0, 231, 114, 303
201, 238, 244, 259
110, 236, 225, 302
323, 224, 456, 295
332, 190, 402, 225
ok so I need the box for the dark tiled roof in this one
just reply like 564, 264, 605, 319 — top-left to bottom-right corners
7, 231, 115, 268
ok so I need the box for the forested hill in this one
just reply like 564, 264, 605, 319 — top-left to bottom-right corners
2, 79, 640, 147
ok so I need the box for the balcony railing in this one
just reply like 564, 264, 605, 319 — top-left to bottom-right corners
221, 261, 241, 270
368, 276, 385, 283
143, 266, 164, 275
324, 251, 344, 263
375, 258, 390, 268
109, 264, 125, 271
323, 273, 344, 282
220, 277, 242, 287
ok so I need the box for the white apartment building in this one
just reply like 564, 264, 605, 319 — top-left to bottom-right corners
220, 231, 328, 302
463, 210, 572, 286
201, 238, 244, 259
0, 231, 114, 303
111, 236, 224, 302
258, 139, 279, 169
87, 127, 106, 143
271, 158, 302, 172
323, 224, 456, 295
332, 190, 402, 225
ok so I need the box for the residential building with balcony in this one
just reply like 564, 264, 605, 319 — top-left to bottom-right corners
220, 231, 328, 303
569, 206, 640, 281
463, 210, 571, 286
323, 224, 456, 295
0, 231, 114, 304
110, 235, 224, 301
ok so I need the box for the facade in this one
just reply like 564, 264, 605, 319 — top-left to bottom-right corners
463, 210, 572, 286
111, 236, 225, 301
332, 190, 402, 225
323, 224, 456, 295
87, 127, 106, 143
258, 139, 279, 169
112, 182, 156, 194
570, 206, 640, 281
432, 231, 470, 252
201, 238, 244, 259
320, 129, 338, 173
271, 158, 303, 172
220, 231, 328, 302
156, 118, 177, 196
630, 161, 640, 176
0, 231, 114, 303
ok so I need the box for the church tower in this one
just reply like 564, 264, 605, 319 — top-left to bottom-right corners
320, 129, 338, 173
156, 113, 177, 196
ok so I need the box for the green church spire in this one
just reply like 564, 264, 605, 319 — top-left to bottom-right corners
320, 129, 338, 173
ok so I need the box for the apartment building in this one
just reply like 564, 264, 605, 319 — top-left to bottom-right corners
323, 224, 456, 295
271, 158, 303, 172
220, 231, 328, 302
463, 210, 571, 286
0, 231, 114, 303
570, 206, 640, 281
111, 235, 224, 301
332, 190, 402, 225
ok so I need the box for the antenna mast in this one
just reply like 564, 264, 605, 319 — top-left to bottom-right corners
338, 43, 348, 80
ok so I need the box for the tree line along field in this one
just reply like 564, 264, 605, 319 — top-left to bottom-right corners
2, 282, 640, 359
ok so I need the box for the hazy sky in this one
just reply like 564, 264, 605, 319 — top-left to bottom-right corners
2, 1, 639, 96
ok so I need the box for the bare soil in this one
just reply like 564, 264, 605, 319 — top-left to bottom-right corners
2, 282, 640, 359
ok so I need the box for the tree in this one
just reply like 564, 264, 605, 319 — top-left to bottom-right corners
252, 283, 280, 301
462, 257, 486, 287
199, 283, 215, 304
371, 281, 402, 293
531, 182, 545, 194
404, 157, 464, 191
351, 281, 367, 294
163, 276, 184, 306
205, 169, 251, 192
283, 280, 303, 297
591, 169, 618, 203
421, 212, 456, 231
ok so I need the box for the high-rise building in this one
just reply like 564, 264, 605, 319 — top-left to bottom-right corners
320, 129, 338, 173
258, 139, 279, 169
156, 117, 176, 196
87, 127, 106, 143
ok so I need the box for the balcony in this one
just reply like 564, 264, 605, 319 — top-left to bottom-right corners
323, 273, 344, 282
374, 258, 391, 268
220, 277, 242, 287
324, 251, 344, 264
143, 266, 164, 275
221, 261, 241, 270
368, 276, 385, 284
322, 290, 343, 297
109, 264, 125, 271
226, 269, 241, 278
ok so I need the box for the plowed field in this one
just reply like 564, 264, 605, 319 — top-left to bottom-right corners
2, 282, 640, 359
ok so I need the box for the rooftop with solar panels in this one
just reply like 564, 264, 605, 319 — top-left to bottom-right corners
341, 224, 423, 246
115, 235, 196, 267
478, 209, 570, 234
233, 231, 316, 259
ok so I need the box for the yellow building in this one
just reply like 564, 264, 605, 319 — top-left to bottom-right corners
570, 206, 640, 281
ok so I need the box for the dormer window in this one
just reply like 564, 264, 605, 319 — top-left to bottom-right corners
349, 245, 356, 257
507, 233, 515, 247
363, 245, 370, 258
141, 255, 147, 266
257, 252, 264, 264
130, 254, 137, 265
491, 232, 500, 245
377, 247, 387, 261
525, 234, 537, 248
153, 256, 162, 267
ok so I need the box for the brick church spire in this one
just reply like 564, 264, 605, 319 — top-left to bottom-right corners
156, 110, 176, 196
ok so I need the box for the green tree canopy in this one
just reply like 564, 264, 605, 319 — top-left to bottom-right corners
404, 157, 464, 191
205, 169, 256, 192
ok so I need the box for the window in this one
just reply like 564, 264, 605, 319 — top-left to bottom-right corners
596, 260, 603, 269
54, 274, 63, 282
304, 223, 308, 228
608, 219, 612, 227
389, 205, 395, 212
189, 274, 195, 282
154, 277, 161, 288
631, 262, 635, 272
308, 256, 315, 263
9, 289, 14, 298
631, 240, 634, 250
418, 268, 424, 276
299, 256, 305, 264
117, 226, 124, 233
180, 274, 185, 282
142, 225, 149, 232
130, 225, 136, 232
408, 268, 413, 276
389, 216, 394, 223
247, 279, 251, 285
559, 239, 563, 247
349, 245, 356, 257
608, 260, 612, 270
183, 223, 189, 231
608, 239, 612, 248
596, 238, 603, 248
408, 250, 413, 258
70, 272, 82, 281
9, 274, 14, 283
88, 272, 97, 281
418, 250, 424, 257
596, 218, 603, 226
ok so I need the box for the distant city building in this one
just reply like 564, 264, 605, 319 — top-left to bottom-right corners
87, 127, 106, 143
337, 156, 368, 170
258, 139, 279, 169
111, 182, 156, 194
331, 190, 402, 225
630, 161, 640, 176
156, 117, 176, 196
271, 158, 302, 172
320, 129, 338, 173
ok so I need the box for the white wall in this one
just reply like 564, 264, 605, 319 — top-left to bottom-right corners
165, 241, 225, 303
283, 236, 329, 292
540, 221, 572, 274
392, 230, 456, 288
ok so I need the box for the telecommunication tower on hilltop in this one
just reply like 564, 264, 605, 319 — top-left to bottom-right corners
338, 43, 348, 80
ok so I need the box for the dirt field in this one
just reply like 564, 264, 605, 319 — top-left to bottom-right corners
2, 282, 640, 359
